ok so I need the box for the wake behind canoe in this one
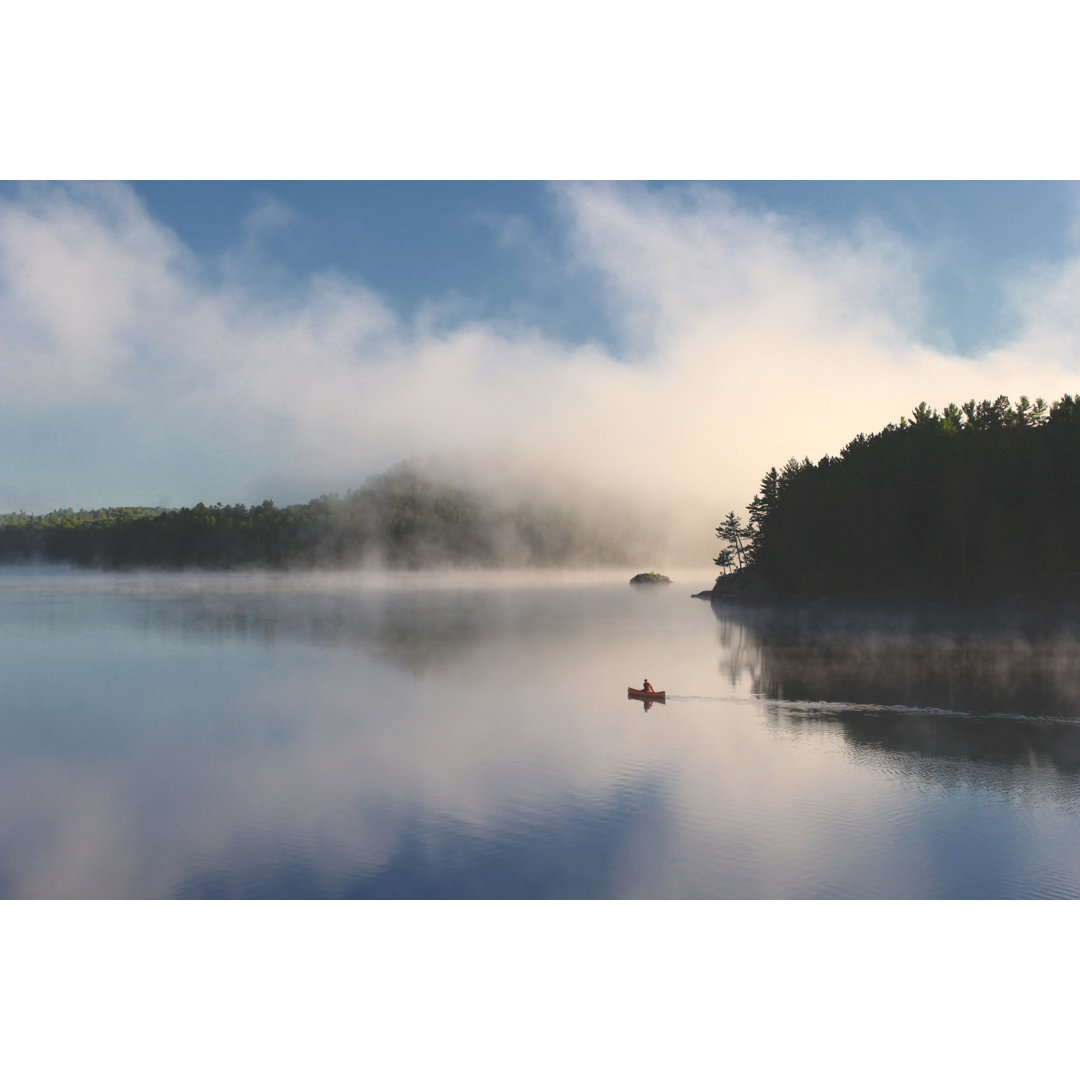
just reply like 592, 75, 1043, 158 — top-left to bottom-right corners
627, 687, 666, 703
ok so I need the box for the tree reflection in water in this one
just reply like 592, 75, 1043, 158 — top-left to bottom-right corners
713, 600, 1080, 784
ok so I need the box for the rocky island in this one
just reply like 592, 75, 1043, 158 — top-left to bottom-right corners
630, 572, 671, 585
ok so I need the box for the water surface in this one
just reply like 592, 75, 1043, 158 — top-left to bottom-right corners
3, 568, 1079, 898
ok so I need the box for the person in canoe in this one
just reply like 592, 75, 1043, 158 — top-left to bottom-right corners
642, 678, 655, 694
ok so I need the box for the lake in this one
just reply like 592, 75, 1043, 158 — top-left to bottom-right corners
3, 567, 1080, 899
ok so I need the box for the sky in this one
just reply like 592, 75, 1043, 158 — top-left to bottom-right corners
2, 179, 1080, 561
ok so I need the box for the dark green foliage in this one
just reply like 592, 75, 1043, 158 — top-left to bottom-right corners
716, 394, 1080, 599
0, 463, 630, 570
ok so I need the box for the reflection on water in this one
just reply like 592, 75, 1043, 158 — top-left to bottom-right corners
714, 600, 1080, 775
712, 600, 1080, 900
3, 569, 1080, 898
716, 597, 1080, 696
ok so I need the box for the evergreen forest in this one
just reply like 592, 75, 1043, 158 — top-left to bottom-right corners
714, 394, 1080, 600
0, 463, 632, 570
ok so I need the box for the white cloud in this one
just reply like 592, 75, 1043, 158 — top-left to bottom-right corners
0, 182, 189, 401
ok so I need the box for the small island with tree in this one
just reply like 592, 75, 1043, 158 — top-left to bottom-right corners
630, 572, 671, 585
710, 394, 1080, 602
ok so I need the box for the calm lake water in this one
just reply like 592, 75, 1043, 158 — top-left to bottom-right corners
3, 567, 1080, 899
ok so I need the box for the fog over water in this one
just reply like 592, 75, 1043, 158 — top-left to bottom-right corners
4, 567, 1080, 899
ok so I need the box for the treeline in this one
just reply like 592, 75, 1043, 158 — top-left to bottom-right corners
715, 394, 1080, 599
0, 464, 630, 570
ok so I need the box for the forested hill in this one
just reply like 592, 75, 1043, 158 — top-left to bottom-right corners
714, 394, 1080, 600
0, 464, 636, 570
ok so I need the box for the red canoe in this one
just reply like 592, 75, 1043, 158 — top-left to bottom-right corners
627, 687, 666, 703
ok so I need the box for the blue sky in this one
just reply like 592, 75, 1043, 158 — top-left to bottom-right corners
2, 180, 1080, 560
129, 180, 1077, 356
